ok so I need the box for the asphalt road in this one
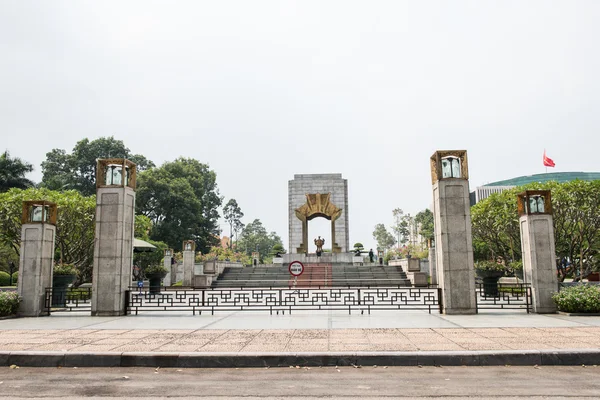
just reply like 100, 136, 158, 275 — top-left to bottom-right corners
0, 365, 598, 399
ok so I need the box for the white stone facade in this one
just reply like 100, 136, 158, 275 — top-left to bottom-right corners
288, 174, 349, 254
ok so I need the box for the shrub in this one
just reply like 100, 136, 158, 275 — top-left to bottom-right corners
144, 265, 168, 276
11, 271, 18, 284
474, 260, 507, 272
552, 285, 600, 313
0, 291, 20, 316
0, 271, 11, 286
54, 264, 77, 275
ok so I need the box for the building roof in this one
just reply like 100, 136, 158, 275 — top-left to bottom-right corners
482, 172, 600, 187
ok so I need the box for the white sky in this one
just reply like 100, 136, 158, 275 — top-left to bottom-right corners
2, 1, 599, 252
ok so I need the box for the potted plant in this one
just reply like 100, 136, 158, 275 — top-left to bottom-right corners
475, 260, 506, 297
144, 265, 168, 294
52, 264, 77, 306
508, 260, 524, 281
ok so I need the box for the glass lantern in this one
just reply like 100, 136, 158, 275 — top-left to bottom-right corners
441, 156, 461, 178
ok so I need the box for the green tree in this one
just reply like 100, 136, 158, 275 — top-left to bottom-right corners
0, 188, 96, 283
223, 199, 244, 249
391, 208, 411, 246
0, 151, 34, 192
236, 219, 283, 262
414, 208, 434, 241
136, 158, 222, 253
41, 136, 154, 195
134, 215, 153, 240
471, 180, 600, 281
373, 223, 396, 251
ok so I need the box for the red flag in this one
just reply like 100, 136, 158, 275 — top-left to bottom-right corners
543, 150, 555, 167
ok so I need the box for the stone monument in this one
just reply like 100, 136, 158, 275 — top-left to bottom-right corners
91, 159, 136, 316
17, 201, 57, 317
430, 150, 476, 314
288, 174, 349, 255
314, 236, 325, 256
517, 190, 558, 313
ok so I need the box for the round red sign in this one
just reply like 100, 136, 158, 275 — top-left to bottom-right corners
288, 261, 304, 277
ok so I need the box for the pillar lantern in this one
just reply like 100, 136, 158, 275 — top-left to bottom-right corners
430, 150, 476, 314
92, 158, 137, 316
18, 200, 58, 316
517, 189, 557, 313
182, 241, 195, 286
164, 248, 175, 286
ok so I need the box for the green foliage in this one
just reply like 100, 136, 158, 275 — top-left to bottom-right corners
471, 180, 600, 281
11, 272, 18, 284
391, 209, 410, 246
0, 271, 11, 286
54, 264, 77, 275
0, 291, 20, 316
236, 219, 283, 262
372, 223, 396, 250
0, 242, 19, 275
414, 208, 434, 240
144, 265, 169, 277
134, 239, 168, 270
197, 246, 251, 264
353, 243, 364, 252
134, 215, 153, 240
0, 151, 34, 192
172, 281, 183, 287
41, 136, 154, 196
271, 243, 285, 257
474, 260, 507, 272
552, 285, 600, 313
223, 199, 244, 249
0, 188, 96, 283
136, 158, 222, 253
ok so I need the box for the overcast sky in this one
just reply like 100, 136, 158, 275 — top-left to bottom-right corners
2, 1, 599, 253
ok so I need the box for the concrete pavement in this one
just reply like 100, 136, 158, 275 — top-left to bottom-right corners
2, 310, 600, 367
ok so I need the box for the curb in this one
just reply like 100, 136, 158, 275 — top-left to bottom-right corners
2, 349, 600, 368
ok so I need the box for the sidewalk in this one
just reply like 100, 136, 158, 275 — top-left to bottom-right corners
2, 311, 600, 367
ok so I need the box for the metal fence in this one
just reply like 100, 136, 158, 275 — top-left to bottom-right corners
44, 287, 92, 315
126, 286, 442, 315
475, 283, 532, 313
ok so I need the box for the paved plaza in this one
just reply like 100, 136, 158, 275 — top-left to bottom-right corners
2, 311, 600, 355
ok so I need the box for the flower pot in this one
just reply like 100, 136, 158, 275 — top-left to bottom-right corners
481, 276, 501, 297
146, 273, 165, 294
52, 274, 76, 306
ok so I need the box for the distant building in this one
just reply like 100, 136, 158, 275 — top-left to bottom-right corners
470, 172, 600, 205
220, 236, 231, 249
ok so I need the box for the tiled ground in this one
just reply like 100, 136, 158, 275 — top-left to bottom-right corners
1, 327, 600, 353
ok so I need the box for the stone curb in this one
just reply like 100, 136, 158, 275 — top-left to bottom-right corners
1, 349, 600, 368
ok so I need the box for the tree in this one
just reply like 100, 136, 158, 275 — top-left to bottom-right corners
136, 158, 222, 254
391, 208, 411, 246
471, 180, 600, 281
0, 151, 34, 192
414, 208, 434, 242
41, 136, 155, 195
223, 199, 244, 249
0, 188, 96, 283
372, 223, 396, 251
236, 219, 283, 262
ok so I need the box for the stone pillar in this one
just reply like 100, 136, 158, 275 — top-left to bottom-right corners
17, 201, 57, 317
518, 190, 558, 313
428, 240, 437, 285
92, 159, 136, 316
431, 150, 476, 314
164, 249, 174, 286
182, 240, 195, 286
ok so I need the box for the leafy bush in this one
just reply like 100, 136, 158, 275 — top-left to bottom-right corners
0, 291, 20, 316
474, 260, 507, 272
12, 272, 18, 284
144, 265, 168, 276
0, 271, 11, 286
54, 264, 77, 275
552, 285, 600, 313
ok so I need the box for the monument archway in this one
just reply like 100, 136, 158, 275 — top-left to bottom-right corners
295, 193, 342, 253
288, 174, 349, 254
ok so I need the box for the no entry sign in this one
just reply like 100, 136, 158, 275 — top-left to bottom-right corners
288, 261, 305, 277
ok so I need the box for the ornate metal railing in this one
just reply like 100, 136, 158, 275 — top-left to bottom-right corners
44, 287, 93, 315
126, 286, 442, 315
475, 283, 532, 313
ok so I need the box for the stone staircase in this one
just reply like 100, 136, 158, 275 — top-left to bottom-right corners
211, 263, 410, 288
